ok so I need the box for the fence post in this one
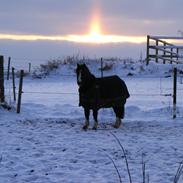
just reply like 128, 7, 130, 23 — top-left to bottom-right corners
170, 48, 173, 64
29, 63, 31, 73
163, 43, 166, 64
173, 67, 177, 119
17, 70, 24, 113
176, 48, 179, 63
0, 55, 5, 103
146, 35, 150, 65
7, 57, 11, 80
155, 39, 158, 63
12, 67, 16, 101
101, 57, 103, 78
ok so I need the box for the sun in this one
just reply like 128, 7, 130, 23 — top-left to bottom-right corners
84, 14, 105, 43
89, 15, 101, 35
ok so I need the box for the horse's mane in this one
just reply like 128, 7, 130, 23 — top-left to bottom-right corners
83, 64, 93, 76
83, 64, 95, 81
78, 64, 96, 92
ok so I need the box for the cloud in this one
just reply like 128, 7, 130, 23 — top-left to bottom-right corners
100, 0, 183, 20
0, 0, 93, 34
0, 0, 183, 36
0, 0, 182, 60
99, 0, 183, 35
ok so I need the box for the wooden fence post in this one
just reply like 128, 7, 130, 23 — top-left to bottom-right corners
0, 56, 5, 103
163, 42, 166, 64
173, 67, 177, 119
7, 57, 11, 80
17, 70, 24, 113
12, 67, 16, 101
155, 39, 158, 63
29, 63, 31, 73
170, 48, 173, 64
146, 35, 150, 65
101, 57, 103, 78
176, 48, 179, 62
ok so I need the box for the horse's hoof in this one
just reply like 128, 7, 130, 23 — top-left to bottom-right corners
82, 125, 88, 130
113, 124, 120, 129
92, 126, 97, 130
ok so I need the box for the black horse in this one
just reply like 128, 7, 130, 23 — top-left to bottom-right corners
76, 63, 130, 130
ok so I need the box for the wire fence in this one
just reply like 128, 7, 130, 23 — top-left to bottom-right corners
17, 76, 174, 117
1, 56, 183, 118
4, 72, 175, 98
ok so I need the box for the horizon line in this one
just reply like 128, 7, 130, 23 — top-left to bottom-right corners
0, 33, 147, 44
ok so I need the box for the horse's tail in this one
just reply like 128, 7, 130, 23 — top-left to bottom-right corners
120, 79, 130, 99
113, 76, 130, 99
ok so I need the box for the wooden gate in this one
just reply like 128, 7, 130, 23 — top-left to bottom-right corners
146, 35, 183, 65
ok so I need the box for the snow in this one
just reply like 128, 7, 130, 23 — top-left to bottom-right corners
1, 60, 183, 183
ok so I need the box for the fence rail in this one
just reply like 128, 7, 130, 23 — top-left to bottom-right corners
151, 36, 183, 40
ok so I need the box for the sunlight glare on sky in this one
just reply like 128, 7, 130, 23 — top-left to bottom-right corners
0, 0, 183, 58
0, 33, 147, 44
0, 6, 147, 44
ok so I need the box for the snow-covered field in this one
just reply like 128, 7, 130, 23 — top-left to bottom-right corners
1, 60, 183, 183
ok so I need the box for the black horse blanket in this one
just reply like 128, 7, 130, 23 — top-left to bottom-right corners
79, 75, 130, 109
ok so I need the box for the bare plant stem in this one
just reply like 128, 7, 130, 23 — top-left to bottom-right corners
147, 173, 149, 183
173, 162, 183, 183
142, 154, 146, 183
111, 132, 132, 183
106, 154, 123, 183
0, 155, 2, 164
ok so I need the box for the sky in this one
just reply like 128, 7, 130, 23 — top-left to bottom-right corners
0, 0, 183, 64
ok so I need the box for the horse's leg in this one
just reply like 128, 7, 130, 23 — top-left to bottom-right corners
92, 109, 98, 130
83, 108, 90, 130
113, 106, 123, 128
121, 104, 125, 119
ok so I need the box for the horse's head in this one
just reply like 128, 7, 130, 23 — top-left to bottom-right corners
76, 64, 85, 86
76, 63, 90, 86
